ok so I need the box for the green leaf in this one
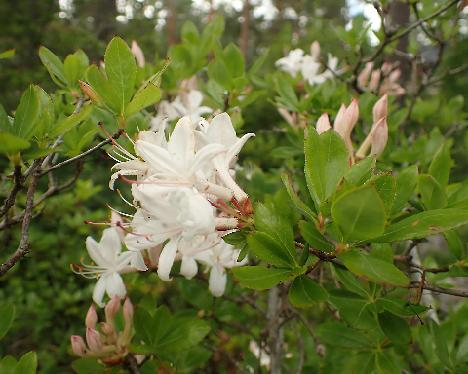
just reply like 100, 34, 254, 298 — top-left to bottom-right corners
104, 37, 137, 114
207, 58, 231, 90
339, 249, 409, 286
0, 304, 15, 340
332, 185, 386, 242
376, 298, 428, 317
63, 51, 88, 88
304, 127, 349, 208
429, 142, 451, 188
85, 65, 118, 111
378, 311, 410, 344
418, 174, 447, 210
391, 165, 418, 215
0, 104, 10, 132
0, 49, 15, 59
223, 43, 244, 78
316, 321, 373, 349
13, 352, 37, 374
299, 220, 334, 252
71, 358, 105, 374
181, 21, 200, 44
12, 85, 41, 139
52, 104, 93, 136
375, 209, 468, 242
444, 230, 465, 260
38, 46, 66, 87
232, 266, 293, 290
248, 232, 296, 267
345, 156, 375, 185
288, 275, 328, 307
373, 174, 396, 213
281, 173, 316, 221
125, 84, 161, 117
0, 132, 30, 155
333, 266, 369, 298
254, 203, 295, 261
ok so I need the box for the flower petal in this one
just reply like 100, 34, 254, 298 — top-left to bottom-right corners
92, 276, 107, 307
207, 112, 238, 147
157, 240, 178, 281
209, 266, 227, 297
100, 227, 122, 260
105, 272, 127, 299
180, 256, 198, 279
86, 237, 107, 266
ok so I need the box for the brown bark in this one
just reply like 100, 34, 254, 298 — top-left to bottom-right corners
240, 0, 251, 62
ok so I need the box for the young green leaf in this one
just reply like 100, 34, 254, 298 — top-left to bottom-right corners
104, 37, 137, 114
299, 220, 334, 252
0, 132, 30, 155
223, 43, 244, 78
345, 156, 375, 185
125, 84, 161, 117
316, 321, 373, 349
13, 352, 37, 374
304, 127, 349, 208
0, 304, 15, 340
12, 85, 41, 139
232, 266, 293, 290
331, 185, 386, 242
38, 46, 67, 87
373, 174, 396, 213
281, 173, 317, 221
375, 209, 468, 242
429, 142, 452, 188
288, 275, 328, 307
339, 249, 409, 286
247, 232, 296, 267
391, 165, 418, 215
378, 311, 410, 344
418, 174, 447, 210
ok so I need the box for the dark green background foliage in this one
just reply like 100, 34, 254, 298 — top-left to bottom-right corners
0, 0, 467, 373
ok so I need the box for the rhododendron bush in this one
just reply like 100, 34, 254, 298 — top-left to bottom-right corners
1, 1, 468, 373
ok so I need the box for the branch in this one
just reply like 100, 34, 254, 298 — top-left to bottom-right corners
40, 130, 123, 175
0, 166, 23, 218
409, 282, 468, 298
0, 167, 39, 276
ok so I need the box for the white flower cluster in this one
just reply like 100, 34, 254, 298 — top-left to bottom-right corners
79, 112, 253, 306
275, 41, 339, 86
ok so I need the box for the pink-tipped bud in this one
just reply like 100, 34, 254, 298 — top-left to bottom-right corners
370, 117, 388, 157
310, 41, 320, 58
357, 62, 373, 88
85, 328, 102, 352
368, 69, 381, 92
372, 94, 388, 124
85, 304, 98, 329
333, 104, 347, 135
100, 322, 115, 336
123, 298, 134, 326
131, 40, 145, 68
316, 113, 331, 134
105, 296, 121, 323
388, 69, 401, 83
71, 335, 87, 356
345, 98, 359, 133
381, 62, 393, 75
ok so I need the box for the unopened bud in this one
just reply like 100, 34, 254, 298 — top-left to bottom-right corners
368, 70, 381, 92
86, 328, 102, 352
333, 104, 347, 135
70, 335, 87, 356
310, 41, 320, 58
370, 117, 388, 157
105, 296, 121, 323
123, 298, 134, 326
100, 322, 115, 336
345, 98, 359, 133
131, 40, 145, 68
316, 113, 331, 134
78, 80, 100, 103
372, 94, 388, 124
357, 62, 373, 88
85, 304, 98, 329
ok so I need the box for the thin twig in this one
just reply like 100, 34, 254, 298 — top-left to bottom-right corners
409, 282, 468, 298
0, 166, 23, 218
0, 166, 40, 276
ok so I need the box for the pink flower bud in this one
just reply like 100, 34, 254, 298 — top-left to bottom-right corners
372, 94, 388, 124
100, 322, 115, 336
105, 296, 121, 323
85, 328, 102, 352
123, 298, 134, 326
310, 41, 320, 58
316, 113, 331, 134
70, 335, 87, 356
357, 62, 373, 88
333, 104, 347, 135
368, 69, 381, 92
85, 305, 98, 329
370, 117, 388, 157
131, 40, 145, 68
345, 98, 359, 133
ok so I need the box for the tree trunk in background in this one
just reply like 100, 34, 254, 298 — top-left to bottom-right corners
240, 0, 251, 62
387, 0, 411, 80
267, 286, 284, 374
167, 0, 177, 46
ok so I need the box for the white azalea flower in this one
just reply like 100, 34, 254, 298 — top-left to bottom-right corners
197, 113, 254, 202
83, 227, 136, 307
171, 90, 213, 124
195, 240, 247, 297
275, 49, 304, 76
